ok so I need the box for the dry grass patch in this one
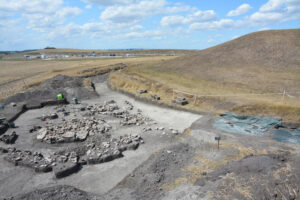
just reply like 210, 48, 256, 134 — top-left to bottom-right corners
0, 56, 176, 102
163, 142, 269, 191
109, 62, 300, 123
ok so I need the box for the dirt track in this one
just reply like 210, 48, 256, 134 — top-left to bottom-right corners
0, 74, 299, 200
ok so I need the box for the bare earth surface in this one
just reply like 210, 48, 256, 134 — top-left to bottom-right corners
0, 74, 299, 200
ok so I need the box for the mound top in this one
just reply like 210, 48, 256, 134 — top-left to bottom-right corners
161, 29, 300, 72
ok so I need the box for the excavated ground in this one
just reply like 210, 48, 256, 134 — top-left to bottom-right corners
0, 74, 299, 200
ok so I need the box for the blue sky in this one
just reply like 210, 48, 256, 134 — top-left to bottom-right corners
0, 0, 299, 50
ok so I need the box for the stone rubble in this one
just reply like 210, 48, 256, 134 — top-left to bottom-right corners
0, 101, 150, 179
86, 134, 143, 164
36, 117, 111, 143
2, 148, 53, 173
40, 113, 58, 121
0, 133, 144, 178
81, 100, 151, 126
0, 131, 18, 144
124, 100, 134, 110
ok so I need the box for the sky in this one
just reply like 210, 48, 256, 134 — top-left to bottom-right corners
0, 0, 299, 50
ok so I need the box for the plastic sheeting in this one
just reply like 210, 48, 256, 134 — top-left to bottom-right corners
214, 113, 282, 136
272, 129, 300, 145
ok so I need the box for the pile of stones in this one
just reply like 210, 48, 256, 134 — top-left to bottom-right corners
120, 112, 150, 126
124, 100, 134, 110
1, 147, 53, 173
40, 113, 59, 121
0, 134, 144, 178
84, 100, 151, 126
0, 131, 18, 144
86, 134, 143, 164
36, 117, 112, 144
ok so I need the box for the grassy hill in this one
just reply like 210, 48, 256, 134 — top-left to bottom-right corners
110, 29, 300, 122
157, 29, 300, 93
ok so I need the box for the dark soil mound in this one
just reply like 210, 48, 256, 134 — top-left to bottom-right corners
3, 75, 98, 105
5, 185, 95, 200
195, 151, 300, 200
104, 143, 196, 200
38, 74, 83, 90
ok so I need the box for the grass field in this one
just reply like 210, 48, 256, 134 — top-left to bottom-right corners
109, 63, 300, 123
109, 30, 300, 123
0, 56, 176, 102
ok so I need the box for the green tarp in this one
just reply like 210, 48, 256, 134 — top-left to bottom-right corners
214, 113, 282, 136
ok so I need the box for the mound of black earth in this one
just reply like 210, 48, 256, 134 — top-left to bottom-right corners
103, 143, 196, 200
4, 185, 95, 200
3, 74, 98, 105
194, 151, 300, 200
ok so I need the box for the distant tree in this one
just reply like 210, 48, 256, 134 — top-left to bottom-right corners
44, 47, 56, 49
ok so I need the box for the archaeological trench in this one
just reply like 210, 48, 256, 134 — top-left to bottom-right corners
0, 73, 299, 200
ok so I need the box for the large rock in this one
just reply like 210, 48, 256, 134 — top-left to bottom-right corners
62, 131, 75, 142
0, 124, 8, 135
76, 131, 88, 141
37, 128, 47, 141
0, 132, 18, 144
53, 162, 80, 178
172, 97, 188, 105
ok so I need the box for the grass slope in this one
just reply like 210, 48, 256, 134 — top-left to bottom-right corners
110, 29, 300, 123
0, 56, 175, 102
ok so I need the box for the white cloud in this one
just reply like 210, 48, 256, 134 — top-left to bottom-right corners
161, 10, 217, 27
56, 7, 82, 18
248, 0, 300, 26
82, 22, 106, 33
85, 5, 92, 9
83, 0, 138, 6
123, 30, 164, 40
100, 0, 167, 24
227, 3, 252, 16
130, 24, 143, 31
165, 3, 192, 13
207, 38, 215, 43
47, 23, 83, 39
0, 0, 64, 14
259, 0, 284, 12
99, 0, 194, 25
258, 27, 271, 31
161, 15, 186, 27
188, 0, 300, 32
0, 0, 81, 31
188, 10, 218, 22
190, 19, 235, 31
